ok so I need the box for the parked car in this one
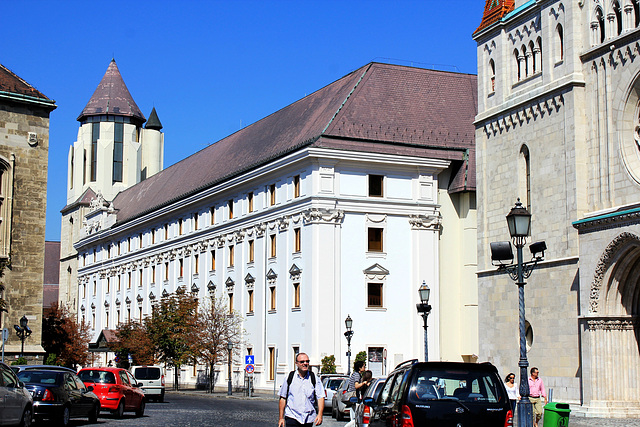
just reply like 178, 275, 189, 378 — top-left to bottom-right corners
322, 375, 347, 412
9, 365, 76, 375
331, 378, 350, 421
0, 362, 32, 427
16, 368, 100, 426
364, 360, 513, 426
77, 367, 145, 418
131, 365, 165, 402
354, 377, 386, 427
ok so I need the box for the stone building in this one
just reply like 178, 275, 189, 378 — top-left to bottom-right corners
474, 0, 640, 417
58, 59, 164, 313
69, 62, 479, 387
0, 63, 56, 358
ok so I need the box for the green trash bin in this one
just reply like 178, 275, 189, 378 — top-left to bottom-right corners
543, 402, 571, 427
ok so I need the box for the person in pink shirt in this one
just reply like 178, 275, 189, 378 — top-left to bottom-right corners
528, 367, 547, 427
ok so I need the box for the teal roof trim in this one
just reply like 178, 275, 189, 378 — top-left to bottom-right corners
572, 207, 640, 226
502, 0, 535, 21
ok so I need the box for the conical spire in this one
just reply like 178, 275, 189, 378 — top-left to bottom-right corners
77, 59, 145, 124
145, 107, 163, 130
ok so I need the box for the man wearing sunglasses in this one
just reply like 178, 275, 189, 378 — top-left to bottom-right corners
278, 353, 325, 426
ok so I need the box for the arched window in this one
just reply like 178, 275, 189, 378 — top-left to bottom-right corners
514, 49, 522, 81
557, 24, 564, 61
634, 0, 639, 27
489, 59, 496, 92
529, 41, 536, 73
522, 45, 529, 77
614, 1, 623, 35
536, 37, 543, 73
0, 156, 13, 259
519, 145, 531, 210
597, 7, 606, 43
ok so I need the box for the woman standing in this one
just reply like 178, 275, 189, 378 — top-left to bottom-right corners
504, 373, 520, 413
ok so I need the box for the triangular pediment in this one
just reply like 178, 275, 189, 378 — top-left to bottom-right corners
363, 263, 389, 276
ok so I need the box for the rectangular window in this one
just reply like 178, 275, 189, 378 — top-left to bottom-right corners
117, 310, 120, 325
179, 219, 183, 235
92, 313, 95, 329
93, 248, 97, 262
193, 213, 198, 230
151, 265, 156, 283
165, 262, 169, 281
139, 306, 143, 320
211, 250, 216, 271
118, 276, 121, 292
368, 283, 383, 307
229, 246, 234, 267
152, 229, 156, 244
194, 254, 199, 274
229, 293, 234, 314
128, 237, 131, 252
83, 149, 87, 185
179, 259, 184, 278
248, 192, 254, 212
269, 184, 276, 206
91, 122, 99, 182
270, 286, 276, 311
247, 348, 253, 356
248, 240, 254, 263
113, 122, 123, 183
294, 228, 301, 252
228, 200, 234, 219
107, 277, 110, 293
293, 283, 300, 308
83, 284, 86, 298
127, 308, 131, 322
139, 269, 143, 286
139, 233, 143, 249
128, 272, 132, 289
270, 235, 276, 258
106, 311, 109, 329
248, 289, 254, 313
210, 207, 215, 225
164, 223, 169, 240
368, 227, 384, 252
83, 253, 86, 266
93, 281, 96, 296
294, 175, 300, 198
118, 242, 121, 255
368, 174, 384, 197
269, 347, 275, 381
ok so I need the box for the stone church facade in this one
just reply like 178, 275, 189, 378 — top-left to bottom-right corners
65, 61, 480, 388
474, 0, 640, 417
0, 63, 56, 358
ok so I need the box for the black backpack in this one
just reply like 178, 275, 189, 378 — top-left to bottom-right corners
284, 370, 318, 409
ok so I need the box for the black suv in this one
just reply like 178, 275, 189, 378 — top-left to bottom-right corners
364, 360, 513, 427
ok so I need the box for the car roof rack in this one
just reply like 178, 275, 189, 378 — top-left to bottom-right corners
394, 359, 419, 370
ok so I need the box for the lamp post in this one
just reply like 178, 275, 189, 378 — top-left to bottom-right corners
13, 315, 31, 359
416, 281, 432, 362
490, 199, 546, 427
227, 341, 233, 396
344, 315, 354, 376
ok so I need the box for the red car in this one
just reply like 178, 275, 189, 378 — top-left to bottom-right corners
77, 367, 145, 418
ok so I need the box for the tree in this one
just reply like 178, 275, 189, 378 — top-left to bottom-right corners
41, 303, 92, 368
194, 296, 245, 393
321, 355, 336, 374
355, 351, 367, 365
145, 291, 199, 390
111, 320, 155, 368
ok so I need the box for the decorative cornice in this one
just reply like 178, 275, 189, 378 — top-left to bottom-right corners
573, 207, 640, 234
585, 316, 639, 330
409, 214, 442, 231
302, 208, 344, 225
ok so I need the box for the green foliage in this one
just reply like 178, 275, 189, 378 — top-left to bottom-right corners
111, 321, 155, 368
44, 353, 57, 365
321, 355, 337, 374
355, 351, 367, 364
11, 356, 27, 365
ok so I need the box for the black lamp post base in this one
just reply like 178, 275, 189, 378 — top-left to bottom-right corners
517, 398, 534, 427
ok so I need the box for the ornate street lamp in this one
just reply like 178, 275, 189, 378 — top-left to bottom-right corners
13, 315, 32, 358
227, 341, 233, 396
416, 281, 432, 361
344, 315, 354, 376
490, 199, 546, 427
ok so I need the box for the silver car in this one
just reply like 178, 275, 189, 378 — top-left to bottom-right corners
0, 362, 33, 426
321, 376, 346, 412
331, 378, 350, 421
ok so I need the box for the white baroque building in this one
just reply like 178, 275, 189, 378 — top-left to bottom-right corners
65, 62, 479, 389
474, 0, 640, 417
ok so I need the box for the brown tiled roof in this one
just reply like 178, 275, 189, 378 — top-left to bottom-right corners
78, 60, 145, 123
61, 187, 97, 213
474, 0, 515, 35
0, 63, 56, 110
44, 241, 61, 284
113, 63, 477, 224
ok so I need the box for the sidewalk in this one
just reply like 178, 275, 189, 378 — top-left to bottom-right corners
169, 386, 279, 401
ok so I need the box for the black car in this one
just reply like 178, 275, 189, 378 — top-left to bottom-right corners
16, 369, 100, 426
365, 360, 513, 427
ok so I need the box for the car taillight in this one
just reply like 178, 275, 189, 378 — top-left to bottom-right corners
398, 405, 414, 427
42, 389, 55, 402
363, 405, 371, 425
161, 374, 165, 386
504, 409, 514, 427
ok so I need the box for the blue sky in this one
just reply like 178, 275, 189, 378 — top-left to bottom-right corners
1, 0, 484, 241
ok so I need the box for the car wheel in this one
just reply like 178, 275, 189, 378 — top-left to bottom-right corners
336, 406, 344, 421
135, 399, 145, 417
159, 392, 164, 403
59, 405, 71, 426
19, 406, 32, 427
114, 400, 125, 419
331, 406, 336, 418
89, 403, 100, 423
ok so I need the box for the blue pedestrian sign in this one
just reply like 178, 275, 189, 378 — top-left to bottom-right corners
245, 355, 254, 365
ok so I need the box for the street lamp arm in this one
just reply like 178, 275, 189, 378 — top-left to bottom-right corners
498, 258, 541, 282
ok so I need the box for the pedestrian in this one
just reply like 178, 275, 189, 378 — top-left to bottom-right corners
344, 361, 370, 427
528, 367, 547, 427
278, 353, 325, 427
504, 372, 519, 413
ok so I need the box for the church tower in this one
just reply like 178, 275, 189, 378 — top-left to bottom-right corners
59, 60, 164, 309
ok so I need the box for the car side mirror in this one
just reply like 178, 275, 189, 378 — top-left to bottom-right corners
86, 385, 94, 392
349, 396, 358, 404
363, 397, 375, 407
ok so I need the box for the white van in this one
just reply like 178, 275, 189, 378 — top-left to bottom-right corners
131, 366, 165, 402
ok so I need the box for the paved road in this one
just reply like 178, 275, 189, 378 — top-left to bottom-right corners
42, 390, 640, 427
